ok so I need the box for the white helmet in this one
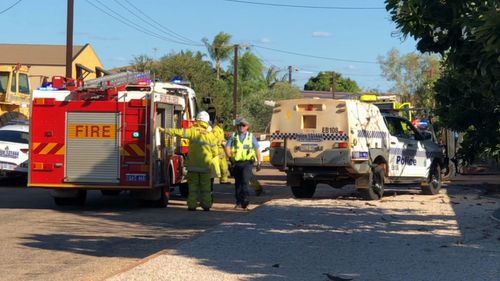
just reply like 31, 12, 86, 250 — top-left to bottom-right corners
196, 111, 210, 123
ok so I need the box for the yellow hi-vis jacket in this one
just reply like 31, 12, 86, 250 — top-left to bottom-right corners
212, 125, 226, 157
165, 122, 219, 176
231, 132, 256, 162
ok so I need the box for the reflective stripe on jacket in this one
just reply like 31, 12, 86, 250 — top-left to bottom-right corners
231, 132, 256, 162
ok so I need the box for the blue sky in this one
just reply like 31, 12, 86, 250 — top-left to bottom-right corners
2, 0, 418, 91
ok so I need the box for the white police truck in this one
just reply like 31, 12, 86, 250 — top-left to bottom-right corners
269, 98, 444, 200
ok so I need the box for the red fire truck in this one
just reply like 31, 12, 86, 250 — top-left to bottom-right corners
28, 72, 198, 207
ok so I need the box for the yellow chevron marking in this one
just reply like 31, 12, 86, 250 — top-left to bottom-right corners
129, 144, 145, 156
55, 145, 65, 155
32, 142, 41, 150
40, 143, 57, 155
121, 147, 130, 156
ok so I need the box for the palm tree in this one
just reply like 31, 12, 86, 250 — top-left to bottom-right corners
202, 32, 232, 79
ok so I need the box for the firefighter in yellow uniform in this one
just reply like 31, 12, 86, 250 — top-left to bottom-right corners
212, 118, 230, 184
159, 111, 219, 211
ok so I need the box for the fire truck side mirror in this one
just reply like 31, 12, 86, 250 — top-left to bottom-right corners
202, 96, 213, 104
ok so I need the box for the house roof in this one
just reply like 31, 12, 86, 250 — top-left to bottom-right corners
0, 43, 88, 66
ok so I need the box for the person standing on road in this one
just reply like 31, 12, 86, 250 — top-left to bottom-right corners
212, 118, 230, 184
225, 117, 261, 210
159, 111, 219, 211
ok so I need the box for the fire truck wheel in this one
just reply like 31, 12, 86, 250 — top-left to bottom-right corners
422, 162, 442, 195
358, 165, 385, 200
152, 185, 169, 208
101, 190, 122, 196
290, 179, 316, 198
179, 182, 189, 198
53, 190, 87, 206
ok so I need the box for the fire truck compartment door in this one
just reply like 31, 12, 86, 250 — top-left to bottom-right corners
66, 112, 121, 183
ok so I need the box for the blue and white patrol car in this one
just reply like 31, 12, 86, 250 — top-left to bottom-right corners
269, 98, 444, 200
0, 122, 29, 178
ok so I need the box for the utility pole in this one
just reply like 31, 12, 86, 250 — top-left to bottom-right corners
288, 65, 292, 84
233, 44, 239, 121
66, 0, 74, 78
331, 73, 337, 99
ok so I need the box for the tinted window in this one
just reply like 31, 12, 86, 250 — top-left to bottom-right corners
0, 72, 9, 94
0, 130, 29, 144
19, 73, 30, 94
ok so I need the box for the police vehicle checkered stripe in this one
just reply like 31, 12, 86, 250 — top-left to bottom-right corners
271, 132, 348, 141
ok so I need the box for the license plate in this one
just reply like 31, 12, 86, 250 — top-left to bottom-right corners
296, 133, 322, 142
0, 163, 17, 171
299, 144, 320, 152
126, 174, 147, 182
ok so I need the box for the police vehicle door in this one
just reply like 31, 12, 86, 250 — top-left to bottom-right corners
384, 116, 422, 177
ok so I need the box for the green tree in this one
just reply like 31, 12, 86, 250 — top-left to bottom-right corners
202, 32, 233, 79
131, 55, 154, 72
304, 71, 361, 93
378, 48, 441, 108
239, 82, 302, 132
385, 0, 500, 163
154, 50, 231, 117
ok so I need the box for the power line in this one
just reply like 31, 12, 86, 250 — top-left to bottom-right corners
121, 0, 201, 46
253, 45, 379, 64
84, 0, 200, 46
0, 0, 23, 15
223, 0, 384, 10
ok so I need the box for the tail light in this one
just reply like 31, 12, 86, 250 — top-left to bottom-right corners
332, 142, 349, 149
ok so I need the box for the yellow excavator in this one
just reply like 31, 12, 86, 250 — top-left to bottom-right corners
0, 64, 31, 126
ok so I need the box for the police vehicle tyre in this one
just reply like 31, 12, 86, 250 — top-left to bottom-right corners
179, 182, 189, 198
53, 190, 87, 206
291, 179, 316, 198
359, 165, 385, 201
101, 190, 122, 196
422, 162, 442, 195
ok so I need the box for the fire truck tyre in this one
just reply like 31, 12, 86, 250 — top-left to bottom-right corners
290, 179, 316, 198
358, 165, 384, 200
53, 190, 87, 206
422, 162, 442, 195
101, 190, 122, 196
152, 186, 169, 208
179, 182, 189, 198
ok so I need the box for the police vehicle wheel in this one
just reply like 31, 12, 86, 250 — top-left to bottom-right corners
179, 182, 189, 198
291, 179, 316, 198
359, 165, 384, 200
422, 162, 442, 195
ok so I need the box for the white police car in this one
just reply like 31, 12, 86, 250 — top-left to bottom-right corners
0, 122, 29, 177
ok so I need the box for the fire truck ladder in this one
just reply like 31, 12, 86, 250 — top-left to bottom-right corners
81, 71, 150, 90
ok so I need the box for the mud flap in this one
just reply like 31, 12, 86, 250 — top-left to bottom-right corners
355, 174, 370, 189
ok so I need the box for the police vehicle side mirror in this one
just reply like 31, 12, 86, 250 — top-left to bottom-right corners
420, 131, 432, 140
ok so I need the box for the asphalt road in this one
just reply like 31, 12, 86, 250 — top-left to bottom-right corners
0, 169, 289, 281
1, 169, 498, 281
